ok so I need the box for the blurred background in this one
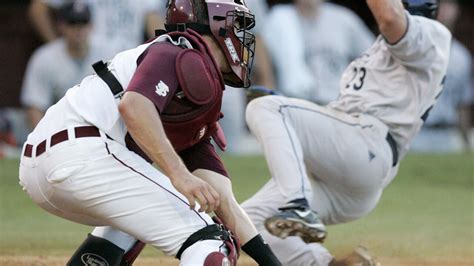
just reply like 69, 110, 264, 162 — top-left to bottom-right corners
0, 1, 472, 265
0, 0, 472, 157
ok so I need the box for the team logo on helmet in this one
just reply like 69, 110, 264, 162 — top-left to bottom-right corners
224, 38, 240, 63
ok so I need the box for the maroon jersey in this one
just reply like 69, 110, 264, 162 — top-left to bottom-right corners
126, 30, 228, 177
128, 42, 181, 113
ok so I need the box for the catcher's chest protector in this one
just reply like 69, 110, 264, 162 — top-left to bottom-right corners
160, 30, 225, 152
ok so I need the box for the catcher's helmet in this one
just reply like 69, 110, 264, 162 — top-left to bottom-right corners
402, 0, 439, 19
165, 0, 256, 88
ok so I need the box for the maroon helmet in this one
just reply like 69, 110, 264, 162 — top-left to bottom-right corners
166, 0, 256, 88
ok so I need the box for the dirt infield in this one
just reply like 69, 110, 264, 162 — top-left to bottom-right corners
0, 256, 257, 266
1, 255, 473, 266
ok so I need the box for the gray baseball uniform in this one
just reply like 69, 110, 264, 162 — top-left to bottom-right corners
242, 12, 451, 266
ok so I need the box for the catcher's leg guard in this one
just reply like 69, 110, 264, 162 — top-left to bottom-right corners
177, 219, 240, 266
67, 234, 124, 266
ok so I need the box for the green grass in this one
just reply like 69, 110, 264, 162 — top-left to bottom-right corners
1, 154, 473, 260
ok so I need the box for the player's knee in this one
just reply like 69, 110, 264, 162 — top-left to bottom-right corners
245, 95, 282, 131
245, 97, 264, 128
177, 222, 239, 265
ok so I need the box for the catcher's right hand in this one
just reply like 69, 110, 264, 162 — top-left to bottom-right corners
171, 172, 220, 213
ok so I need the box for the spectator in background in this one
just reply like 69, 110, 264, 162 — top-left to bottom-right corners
411, 0, 473, 153
246, 0, 275, 89
21, 2, 106, 128
28, 0, 163, 57
263, 0, 374, 104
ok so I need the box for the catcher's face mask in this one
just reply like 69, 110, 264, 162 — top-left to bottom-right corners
165, 0, 256, 88
211, 6, 256, 88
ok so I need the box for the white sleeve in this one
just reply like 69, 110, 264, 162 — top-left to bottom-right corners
386, 13, 452, 68
20, 50, 53, 110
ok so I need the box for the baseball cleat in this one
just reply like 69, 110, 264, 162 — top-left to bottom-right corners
264, 203, 327, 243
330, 246, 380, 266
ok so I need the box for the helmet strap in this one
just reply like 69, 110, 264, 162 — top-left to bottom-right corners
165, 23, 212, 35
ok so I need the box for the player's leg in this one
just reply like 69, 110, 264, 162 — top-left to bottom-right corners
90, 140, 238, 265
21, 137, 235, 265
242, 179, 380, 266
274, 107, 386, 266
241, 178, 286, 231
71, 223, 238, 266
246, 96, 393, 242
66, 137, 280, 266
300, 112, 392, 225
72, 175, 282, 266
68, 227, 144, 266
246, 96, 313, 202
272, 98, 392, 226
246, 96, 326, 242
241, 179, 333, 266
193, 169, 281, 266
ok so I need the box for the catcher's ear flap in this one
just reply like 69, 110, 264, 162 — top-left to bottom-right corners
175, 49, 218, 105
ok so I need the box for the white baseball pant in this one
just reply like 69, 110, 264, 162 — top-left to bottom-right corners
242, 96, 395, 265
19, 130, 224, 264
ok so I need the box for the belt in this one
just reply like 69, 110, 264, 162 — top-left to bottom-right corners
23, 126, 101, 158
386, 133, 398, 167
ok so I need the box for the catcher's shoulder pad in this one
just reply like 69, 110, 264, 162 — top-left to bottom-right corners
175, 49, 219, 105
